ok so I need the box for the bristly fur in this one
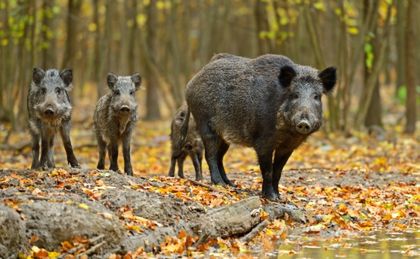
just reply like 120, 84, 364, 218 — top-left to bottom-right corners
168, 104, 203, 181
93, 73, 141, 176
27, 68, 79, 169
185, 53, 336, 200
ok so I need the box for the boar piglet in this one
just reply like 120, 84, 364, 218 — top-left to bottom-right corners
94, 73, 141, 176
168, 104, 203, 181
184, 53, 336, 201
28, 68, 79, 169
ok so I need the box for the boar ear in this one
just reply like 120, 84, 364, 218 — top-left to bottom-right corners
319, 67, 336, 93
131, 73, 142, 90
279, 66, 296, 88
33, 68, 45, 85
107, 73, 118, 89
60, 69, 73, 87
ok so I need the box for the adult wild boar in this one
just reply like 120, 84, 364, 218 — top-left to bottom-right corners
184, 53, 336, 200
28, 68, 79, 169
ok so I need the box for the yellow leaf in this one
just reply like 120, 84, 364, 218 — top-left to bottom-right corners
48, 252, 60, 259
78, 203, 89, 210
347, 27, 359, 35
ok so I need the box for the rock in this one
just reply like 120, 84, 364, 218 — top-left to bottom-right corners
20, 201, 124, 252
0, 205, 27, 258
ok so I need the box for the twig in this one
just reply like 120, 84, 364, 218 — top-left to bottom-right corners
187, 179, 221, 193
78, 240, 106, 257
58, 235, 105, 258
239, 219, 269, 243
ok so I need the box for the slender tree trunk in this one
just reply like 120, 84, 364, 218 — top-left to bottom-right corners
61, 0, 81, 102
61, 0, 81, 69
41, 0, 56, 68
395, 0, 406, 92
404, 0, 417, 134
364, 1, 383, 128
254, 0, 270, 55
92, 0, 105, 98
355, 1, 392, 128
126, 0, 138, 74
144, 0, 161, 120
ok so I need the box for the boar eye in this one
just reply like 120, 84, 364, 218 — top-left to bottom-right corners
291, 93, 299, 100
55, 87, 62, 94
130, 90, 135, 95
40, 87, 47, 95
314, 94, 321, 101
114, 90, 120, 95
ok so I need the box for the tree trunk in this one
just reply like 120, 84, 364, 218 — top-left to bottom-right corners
254, 0, 270, 55
395, 0, 406, 92
144, 0, 161, 120
404, 0, 417, 134
61, 0, 82, 102
41, 0, 56, 68
364, 1, 383, 129
126, 0, 138, 74
61, 0, 81, 69
355, 1, 392, 128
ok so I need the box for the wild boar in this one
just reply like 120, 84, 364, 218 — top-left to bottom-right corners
94, 73, 141, 176
27, 68, 79, 169
183, 53, 336, 200
168, 104, 203, 181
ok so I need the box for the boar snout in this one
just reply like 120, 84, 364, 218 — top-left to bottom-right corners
43, 107, 56, 117
293, 112, 321, 135
296, 119, 311, 134
119, 105, 131, 113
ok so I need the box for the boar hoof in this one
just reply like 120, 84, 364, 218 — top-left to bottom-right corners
211, 177, 227, 186
262, 189, 279, 201
125, 169, 133, 176
224, 179, 236, 187
70, 163, 80, 168
109, 166, 119, 172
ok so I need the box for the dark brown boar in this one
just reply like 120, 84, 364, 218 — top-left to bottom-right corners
183, 54, 336, 200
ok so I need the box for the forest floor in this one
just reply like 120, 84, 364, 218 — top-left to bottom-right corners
0, 103, 419, 258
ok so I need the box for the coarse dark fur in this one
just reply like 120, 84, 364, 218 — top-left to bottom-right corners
27, 68, 79, 169
168, 104, 203, 181
184, 53, 337, 200
94, 73, 141, 176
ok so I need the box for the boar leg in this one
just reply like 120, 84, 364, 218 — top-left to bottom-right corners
191, 152, 203, 181
200, 125, 226, 185
96, 134, 106, 170
217, 142, 234, 186
273, 150, 292, 196
47, 136, 55, 168
108, 140, 119, 172
122, 134, 133, 176
30, 132, 40, 169
177, 153, 187, 178
168, 155, 177, 177
257, 149, 278, 201
39, 133, 52, 169
60, 122, 79, 168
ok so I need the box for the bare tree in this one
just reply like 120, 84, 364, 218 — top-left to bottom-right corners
144, 0, 161, 120
404, 0, 417, 134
